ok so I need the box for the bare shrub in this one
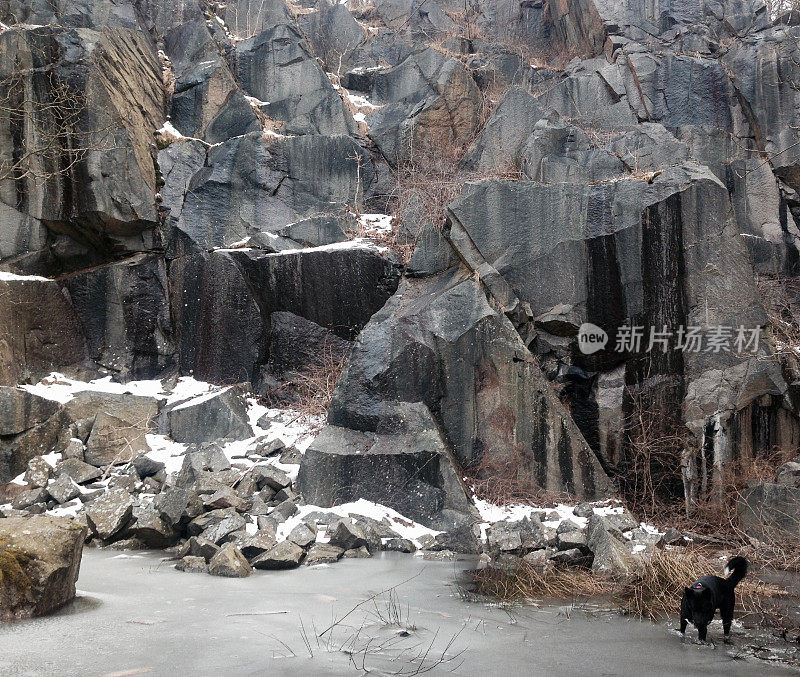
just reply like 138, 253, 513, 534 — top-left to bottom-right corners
260, 343, 350, 424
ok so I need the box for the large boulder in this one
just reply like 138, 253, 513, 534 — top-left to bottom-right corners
0, 515, 87, 621
297, 405, 480, 531
84, 488, 135, 540
586, 514, 637, 575
738, 482, 800, 541
165, 387, 253, 443
84, 411, 152, 467
0, 409, 70, 484
328, 269, 611, 499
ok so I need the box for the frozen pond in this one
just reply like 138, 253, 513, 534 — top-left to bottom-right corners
0, 549, 795, 676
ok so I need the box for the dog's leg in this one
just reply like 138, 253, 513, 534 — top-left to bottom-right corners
722, 599, 735, 642
680, 617, 687, 634
697, 624, 708, 643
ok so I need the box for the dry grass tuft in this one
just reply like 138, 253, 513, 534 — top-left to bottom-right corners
472, 549, 796, 631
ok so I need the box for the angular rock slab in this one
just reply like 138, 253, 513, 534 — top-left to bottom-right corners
0, 275, 90, 387
166, 387, 253, 444
0, 515, 87, 621
329, 269, 612, 499
297, 412, 480, 532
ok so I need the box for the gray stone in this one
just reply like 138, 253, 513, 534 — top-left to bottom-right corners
84, 411, 151, 467
175, 556, 208, 574
125, 507, 177, 548
586, 514, 637, 576
305, 543, 344, 565
0, 515, 87, 621
12, 488, 49, 510
208, 543, 253, 578
85, 488, 135, 541
382, 538, 416, 553
776, 460, 800, 488
153, 487, 202, 527
24, 456, 53, 489
739, 482, 800, 540
549, 548, 588, 565
0, 387, 60, 436
188, 536, 221, 563
46, 475, 81, 505
251, 540, 305, 569
251, 465, 291, 491
287, 523, 317, 549
202, 487, 249, 513
239, 530, 277, 560
343, 546, 371, 559
326, 519, 368, 551
573, 503, 595, 518
167, 387, 253, 444
132, 455, 166, 480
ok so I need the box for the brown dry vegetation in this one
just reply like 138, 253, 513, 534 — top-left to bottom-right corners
472, 549, 795, 631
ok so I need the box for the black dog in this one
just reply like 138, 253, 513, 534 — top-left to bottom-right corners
680, 556, 748, 643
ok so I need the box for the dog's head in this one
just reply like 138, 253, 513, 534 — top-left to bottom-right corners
684, 584, 713, 624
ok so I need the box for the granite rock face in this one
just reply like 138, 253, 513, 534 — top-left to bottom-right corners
3, 0, 800, 523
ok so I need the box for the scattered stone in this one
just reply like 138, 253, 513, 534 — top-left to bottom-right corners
327, 519, 368, 551
239, 530, 277, 559
175, 556, 207, 573
657, 527, 684, 547
24, 456, 53, 489
556, 527, 587, 552
85, 488, 135, 541
208, 543, 252, 578
549, 548, 587, 565
192, 509, 247, 544
604, 508, 639, 533
586, 514, 637, 575
132, 455, 166, 479
423, 550, 454, 561
430, 524, 481, 554
279, 447, 302, 465
251, 541, 305, 569
383, 538, 416, 553
154, 488, 202, 527
47, 475, 81, 505
288, 522, 317, 549
271, 498, 298, 522
125, 507, 177, 548
203, 487, 249, 512
12, 488, 49, 510
188, 536, 221, 562
252, 439, 285, 457
251, 465, 291, 491
62, 439, 85, 461
56, 458, 102, 485
573, 503, 595, 518
305, 543, 344, 565
0, 515, 87, 620
343, 546, 371, 558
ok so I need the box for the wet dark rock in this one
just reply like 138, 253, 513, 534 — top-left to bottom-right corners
125, 506, 178, 548
132, 455, 166, 480
154, 487, 202, 527
11, 488, 49, 510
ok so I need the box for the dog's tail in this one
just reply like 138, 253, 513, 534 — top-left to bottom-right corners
724, 556, 748, 587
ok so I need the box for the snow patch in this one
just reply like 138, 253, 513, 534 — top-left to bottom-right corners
0, 271, 50, 282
